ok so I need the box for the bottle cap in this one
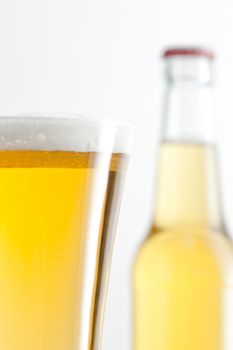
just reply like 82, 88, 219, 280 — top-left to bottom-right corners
163, 47, 215, 60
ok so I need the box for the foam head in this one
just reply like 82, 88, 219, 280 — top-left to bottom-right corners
0, 114, 135, 154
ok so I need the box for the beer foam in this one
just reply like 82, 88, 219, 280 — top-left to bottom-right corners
0, 114, 135, 153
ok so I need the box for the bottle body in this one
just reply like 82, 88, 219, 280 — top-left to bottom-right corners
134, 224, 233, 350
133, 142, 233, 350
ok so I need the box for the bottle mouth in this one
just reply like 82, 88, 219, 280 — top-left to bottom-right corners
163, 47, 214, 84
163, 47, 215, 61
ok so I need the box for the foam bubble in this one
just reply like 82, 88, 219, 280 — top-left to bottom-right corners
0, 114, 135, 153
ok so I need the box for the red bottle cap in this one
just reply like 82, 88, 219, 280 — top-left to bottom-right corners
163, 47, 215, 60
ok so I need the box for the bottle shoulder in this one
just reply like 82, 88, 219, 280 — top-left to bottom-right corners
136, 227, 233, 256
134, 227, 233, 288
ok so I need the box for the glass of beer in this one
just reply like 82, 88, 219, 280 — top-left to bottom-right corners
0, 114, 134, 350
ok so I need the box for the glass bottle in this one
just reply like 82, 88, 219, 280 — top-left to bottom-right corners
133, 48, 233, 350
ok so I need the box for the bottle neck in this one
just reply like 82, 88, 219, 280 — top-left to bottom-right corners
153, 80, 223, 233
162, 80, 215, 143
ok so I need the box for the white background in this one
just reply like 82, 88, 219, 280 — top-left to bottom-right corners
1, 0, 233, 349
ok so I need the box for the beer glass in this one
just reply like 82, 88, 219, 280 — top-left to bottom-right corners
0, 114, 134, 350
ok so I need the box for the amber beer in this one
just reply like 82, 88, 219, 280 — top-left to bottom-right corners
0, 116, 133, 350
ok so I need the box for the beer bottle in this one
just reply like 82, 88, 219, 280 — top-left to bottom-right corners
133, 48, 233, 350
